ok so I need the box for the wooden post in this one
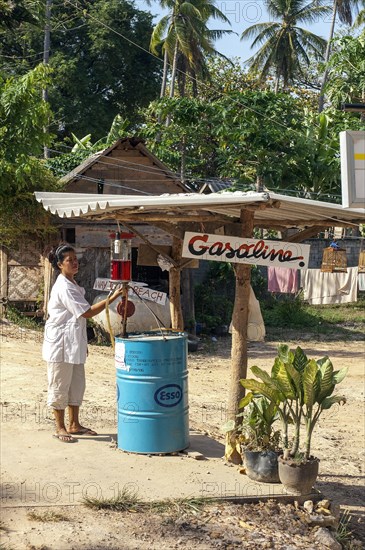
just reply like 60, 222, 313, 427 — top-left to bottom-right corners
225, 209, 254, 463
181, 268, 196, 334
0, 246, 8, 318
169, 237, 184, 330
43, 255, 53, 320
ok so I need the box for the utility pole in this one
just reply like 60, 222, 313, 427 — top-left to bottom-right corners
43, 0, 52, 159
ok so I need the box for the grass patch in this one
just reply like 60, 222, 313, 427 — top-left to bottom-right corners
149, 496, 212, 515
27, 510, 69, 522
335, 509, 353, 547
5, 306, 43, 331
82, 486, 141, 512
82, 488, 215, 515
263, 295, 365, 339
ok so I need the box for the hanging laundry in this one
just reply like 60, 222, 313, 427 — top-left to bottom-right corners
268, 266, 299, 294
229, 286, 265, 341
302, 267, 358, 305
358, 273, 365, 292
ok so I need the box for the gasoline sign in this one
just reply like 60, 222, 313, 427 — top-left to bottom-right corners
182, 232, 310, 269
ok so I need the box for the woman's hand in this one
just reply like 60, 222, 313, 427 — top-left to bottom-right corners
110, 286, 125, 301
82, 286, 126, 319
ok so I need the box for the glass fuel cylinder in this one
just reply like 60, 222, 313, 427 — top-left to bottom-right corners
110, 232, 134, 282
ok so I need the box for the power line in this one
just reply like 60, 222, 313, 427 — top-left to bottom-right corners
63, 0, 350, 161
48, 143, 344, 200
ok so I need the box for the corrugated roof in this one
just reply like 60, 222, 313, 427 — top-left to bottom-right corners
34, 190, 364, 228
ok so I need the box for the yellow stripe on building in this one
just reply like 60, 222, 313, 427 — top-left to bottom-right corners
354, 153, 365, 160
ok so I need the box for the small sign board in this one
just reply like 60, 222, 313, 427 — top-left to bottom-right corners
93, 278, 167, 305
340, 131, 365, 209
182, 232, 310, 269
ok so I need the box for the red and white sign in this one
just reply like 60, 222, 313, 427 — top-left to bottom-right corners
93, 279, 167, 305
182, 232, 310, 269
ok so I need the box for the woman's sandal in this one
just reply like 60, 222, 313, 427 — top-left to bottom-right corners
53, 433, 77, 443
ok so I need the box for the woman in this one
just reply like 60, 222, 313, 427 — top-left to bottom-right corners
43, 244, 124, 443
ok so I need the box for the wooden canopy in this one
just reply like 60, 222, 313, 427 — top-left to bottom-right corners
35, 189, 364, 462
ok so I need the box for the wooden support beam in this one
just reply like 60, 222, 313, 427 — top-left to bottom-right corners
169, 237, 184, 330
254, 219, 363, 227
226, 209, 254, 464
0, 246, 8, 318
285, 226, 323, 242
122, 221, 179, 268
43, 254, 54, 320
152, 221, 185, 240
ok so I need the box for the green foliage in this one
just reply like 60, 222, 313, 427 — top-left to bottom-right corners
263, 296, 315, 328
194, 261, 235, 331
324, 31, 365, 106
0, 64, 58, 246
142, 86, 356, 199
240, 345, 348, 460
236, 395, 281, 451
46, 148, 92, 179
142, 90, 307, 189
1, 0, 161, 140
5, 305, 43, 331
46, 114, 134, 179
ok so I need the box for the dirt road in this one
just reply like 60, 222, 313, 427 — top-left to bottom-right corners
1, 321, 364, 549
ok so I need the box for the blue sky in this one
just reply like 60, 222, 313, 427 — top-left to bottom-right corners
137, 0, 341, 63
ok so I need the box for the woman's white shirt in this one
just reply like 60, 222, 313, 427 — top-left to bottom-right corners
43, 274, 90, 364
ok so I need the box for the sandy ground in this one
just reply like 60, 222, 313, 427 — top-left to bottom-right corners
0, 321, 364, 549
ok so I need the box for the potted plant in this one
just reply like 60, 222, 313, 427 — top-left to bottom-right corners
236, 395, 282, 483
240, 344, 347, 495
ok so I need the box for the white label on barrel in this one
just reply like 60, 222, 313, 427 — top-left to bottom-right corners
115, 342, 130, 371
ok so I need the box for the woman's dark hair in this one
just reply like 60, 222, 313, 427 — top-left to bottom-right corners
49, 243, 75, 269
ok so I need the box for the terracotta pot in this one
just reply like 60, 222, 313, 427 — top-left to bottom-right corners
278, 456, 320, 495
243, 450, 281, 483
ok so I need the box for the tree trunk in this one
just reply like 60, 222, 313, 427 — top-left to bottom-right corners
274, 71, 280, 93
318, 0, 337, 113
169, 41, 178, 99
180, 134, 187, 187
160, 47, 169, 98
42, 0, 52, 159
256, 174, 264, 192
166, 41, 178, 127
157, 47, 169, 131
169, 237, 184, 330
225, 210, 254, 463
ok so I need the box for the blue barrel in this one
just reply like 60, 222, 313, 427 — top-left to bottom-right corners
115, 332, 189, 454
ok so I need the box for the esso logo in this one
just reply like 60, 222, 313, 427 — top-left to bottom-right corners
154, 384, 183, 407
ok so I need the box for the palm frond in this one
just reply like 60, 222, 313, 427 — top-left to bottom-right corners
241, 22, 279, 42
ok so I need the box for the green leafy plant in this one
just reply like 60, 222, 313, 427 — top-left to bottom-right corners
236, 395, 281, 451
240, 344, 347, 461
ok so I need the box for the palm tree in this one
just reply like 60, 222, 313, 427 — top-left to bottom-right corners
150, 0, 232, 99
318, 0, 360, 111
240, 0, 331, 92
353, 0, 365, 25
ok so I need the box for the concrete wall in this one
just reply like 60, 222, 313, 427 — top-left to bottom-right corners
304, 238, 363, 268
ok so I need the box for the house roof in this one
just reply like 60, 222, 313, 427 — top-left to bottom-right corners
35, 190, 365, 229
60, 137, 188, 194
